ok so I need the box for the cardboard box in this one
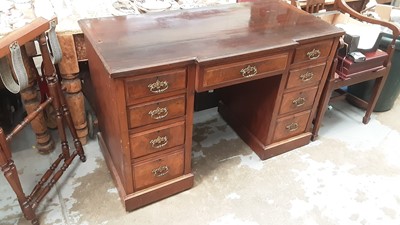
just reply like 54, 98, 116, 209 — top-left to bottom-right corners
375, 4, 393, 21
372, 3, 400, 23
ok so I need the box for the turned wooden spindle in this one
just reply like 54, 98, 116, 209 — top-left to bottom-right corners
38, 34, 86, 162
6, 98, 53, 141
18, 45, 55, 154
58, 34, 88, 145
0, 128, 38, 225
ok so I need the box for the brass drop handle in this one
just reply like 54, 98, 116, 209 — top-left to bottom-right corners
286, 122, 299, 132
148, 79, 169, 93
292, 97, 306, 107
152, 165, 169, 177
148, 107, 168, 120
240, 65, 258, 78
300, 72, 314, 82
306, 49, 321, 60
150, 136, 168, 149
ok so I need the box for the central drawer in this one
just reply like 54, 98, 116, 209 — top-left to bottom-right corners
127, 95, 186, 129
198, 53, 289, 90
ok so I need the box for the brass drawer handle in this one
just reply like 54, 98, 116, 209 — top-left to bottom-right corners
240, 65, 258, 78
148, 79, 169, 93
306, 49, 321, 60
300, 72, 314, 82
292, 97, 306, 107
286, 122, 299, 132
152, 165, 169, 177
148, 107, 168, 120
150, 136, 168, 149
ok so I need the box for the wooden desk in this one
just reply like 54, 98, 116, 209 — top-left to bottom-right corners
79, 0, 343, 211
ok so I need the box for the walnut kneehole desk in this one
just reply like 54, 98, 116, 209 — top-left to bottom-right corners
79, 1, 343, 211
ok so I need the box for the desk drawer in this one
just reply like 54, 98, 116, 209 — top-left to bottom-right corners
133, 149, 184, 191
273, 110, 310, 142
128, 95, 185, 128
125, 69, 186, 105
279, 86, 318, 115
293, 40, 333, 64
130, 121, 185, 158
286, 63, 326, 89
200, 53, 288, 90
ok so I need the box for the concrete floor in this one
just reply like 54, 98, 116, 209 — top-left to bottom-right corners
1, 96, 400, 225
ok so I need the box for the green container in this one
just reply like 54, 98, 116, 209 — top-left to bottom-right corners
348, 33, 400, 112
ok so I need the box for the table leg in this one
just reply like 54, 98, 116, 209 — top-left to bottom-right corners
57, 34, 88, 145
19, 45, 55, 153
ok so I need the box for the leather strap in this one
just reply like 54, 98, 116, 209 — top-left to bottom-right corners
0, 19, 62, 94
0, 42, 29, 94
47, 19, 62, 64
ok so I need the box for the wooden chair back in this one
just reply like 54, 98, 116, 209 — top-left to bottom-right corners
305, 0, 326, 13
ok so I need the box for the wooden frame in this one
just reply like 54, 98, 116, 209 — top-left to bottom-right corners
311, 0, 400, 140
0, 17, 86, 225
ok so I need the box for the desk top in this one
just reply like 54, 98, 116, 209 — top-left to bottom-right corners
79, 0, 343, 77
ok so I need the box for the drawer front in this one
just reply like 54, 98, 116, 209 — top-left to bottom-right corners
201, 53, 288, 89
130, 122, 185, 158
133, 150, 184, 191
286, 63, 326, 89
125, 69, 186, 105
273, 110, 311, 142
293, 40, 333, 64
128, 95, 185, 129
279, 86, 318, 115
